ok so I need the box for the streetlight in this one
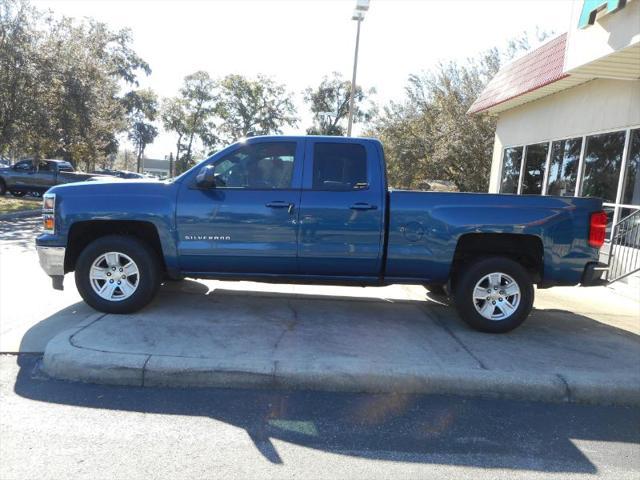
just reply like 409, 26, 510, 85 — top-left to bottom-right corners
347, 0, 369, 137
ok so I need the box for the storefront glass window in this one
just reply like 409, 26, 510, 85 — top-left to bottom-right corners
621, 128, 640, 206
547, 137, 581, 196
521, 143, 548, 195
500, 147, 523, 194
603, 206, 615, 240
580, 130, 626, 203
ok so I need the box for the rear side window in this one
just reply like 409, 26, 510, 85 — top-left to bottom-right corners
312, 143, 367, 191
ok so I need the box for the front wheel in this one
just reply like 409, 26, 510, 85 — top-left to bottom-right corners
453, 257, 534, 333
75, 235, 161, 314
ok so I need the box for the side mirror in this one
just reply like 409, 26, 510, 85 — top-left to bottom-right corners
195, 165, 216, 189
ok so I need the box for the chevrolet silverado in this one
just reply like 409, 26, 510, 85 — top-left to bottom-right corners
35, 136, 608, 332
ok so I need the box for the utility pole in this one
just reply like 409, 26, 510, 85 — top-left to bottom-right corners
347, 0, 369, 137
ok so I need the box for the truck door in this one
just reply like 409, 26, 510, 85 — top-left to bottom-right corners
9, 160, 35, 192
176, 140, 303, 275
33, 160, 56, 193
297, 139, 384, 278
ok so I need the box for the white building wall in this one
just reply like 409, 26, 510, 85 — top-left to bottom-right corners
564, 0, 640, 73
488, 78, 640, 193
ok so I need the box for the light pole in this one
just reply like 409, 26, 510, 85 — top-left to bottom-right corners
347, 0, 369, 137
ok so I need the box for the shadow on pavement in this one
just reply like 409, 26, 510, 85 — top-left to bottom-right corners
0, 216, 40, 252
11, 279, 640, 473
12, 354, 639, 473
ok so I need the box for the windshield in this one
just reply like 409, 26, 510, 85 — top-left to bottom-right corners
58, 162, 74, 172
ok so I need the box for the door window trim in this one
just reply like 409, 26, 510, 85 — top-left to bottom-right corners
302, 139, 372, 192
188, 140, 304, 192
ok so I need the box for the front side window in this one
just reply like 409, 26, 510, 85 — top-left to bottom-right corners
210, 142, 295, 189
547, 138, 581, 196
312, 143, 367, 191
521, 143, 548, 195
621, 128, 640, 206
499, 147, 523, 194
38, 161, 52, 172
580, 131, 626, 203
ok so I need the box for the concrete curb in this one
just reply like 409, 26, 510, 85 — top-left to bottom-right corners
0, 209, 40, 221
42, 317, 640, 406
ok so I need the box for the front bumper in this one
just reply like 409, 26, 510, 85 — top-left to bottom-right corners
36, 246, 65, 290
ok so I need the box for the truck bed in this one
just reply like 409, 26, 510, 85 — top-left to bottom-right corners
385, 190, 602, 286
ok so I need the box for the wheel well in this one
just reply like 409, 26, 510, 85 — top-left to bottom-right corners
65, 220, 166, 273
451, 233, 544, 284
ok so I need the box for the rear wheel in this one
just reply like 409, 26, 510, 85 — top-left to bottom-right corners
75, 235, 161, 314
453, 257, 534, 333
10, 190, 25, 197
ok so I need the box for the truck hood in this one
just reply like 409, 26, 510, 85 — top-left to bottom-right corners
48, 177, 169, 196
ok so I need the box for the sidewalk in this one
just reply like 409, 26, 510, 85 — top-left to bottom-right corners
40, 280, 640, 406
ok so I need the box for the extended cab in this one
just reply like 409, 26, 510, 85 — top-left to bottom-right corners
35, 136, 608, 332
0, 159, 104, 196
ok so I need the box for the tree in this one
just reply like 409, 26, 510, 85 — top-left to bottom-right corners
215, 74, 297, 144
304, 72, 375, 136
0, 0, 49, 158
161, 71, 218, 175
160, 97, 188, 176
123, 88, 158, 172
368, 31, 552, 192
181, 71, 218, 170
0, 0, 150, 170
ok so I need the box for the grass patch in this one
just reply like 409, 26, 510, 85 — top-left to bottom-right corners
0, 196, 41, 214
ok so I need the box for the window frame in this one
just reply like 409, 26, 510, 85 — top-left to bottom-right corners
309, 141, 370, 192
499, 124, 640, 240
519, 141, 549, 195
189, 139, 303, 192
498, 146, 524, 194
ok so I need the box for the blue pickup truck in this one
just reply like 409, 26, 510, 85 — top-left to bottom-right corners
36, 136, 608, 332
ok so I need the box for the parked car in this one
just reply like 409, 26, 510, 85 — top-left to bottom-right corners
35, 136, 608, 332
95, 169, 146, 179
0, 159, 110, 196
0, 157, 10, 168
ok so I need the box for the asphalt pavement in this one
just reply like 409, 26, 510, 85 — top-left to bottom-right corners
1, 355, 639, 480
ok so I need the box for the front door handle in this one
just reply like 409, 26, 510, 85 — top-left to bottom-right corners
350, 202, 377, 210
266, 201, 295, 214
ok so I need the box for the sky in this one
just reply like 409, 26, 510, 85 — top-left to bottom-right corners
35, 0, 578, 159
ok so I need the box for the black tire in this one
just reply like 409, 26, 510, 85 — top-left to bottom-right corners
10, 190, 25, 197
0, 180, 6, 195
425, 283, 447, 296
75, 235, 161, 314
453, 256, 534, 333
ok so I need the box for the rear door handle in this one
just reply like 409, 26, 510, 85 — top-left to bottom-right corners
266, 201, 295, 213
350, 202, 377, 210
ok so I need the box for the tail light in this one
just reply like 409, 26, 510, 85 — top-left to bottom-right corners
588, 211, 607, 248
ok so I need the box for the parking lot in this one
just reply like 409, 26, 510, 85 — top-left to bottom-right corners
2, 216, 639, 405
